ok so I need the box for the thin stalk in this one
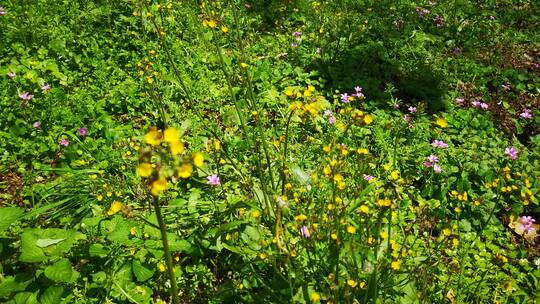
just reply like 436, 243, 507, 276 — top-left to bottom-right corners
152, 197, 180, 304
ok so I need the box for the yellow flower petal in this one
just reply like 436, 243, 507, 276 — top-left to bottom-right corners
151, 177, 167, 196
107, 201, 123, 216
163, 127, 180, 143
169, 141, 185, 156
144, 128, 162, 146
192, 152, 204, 168
177, 163, 193, 179
137, 163, 153, 177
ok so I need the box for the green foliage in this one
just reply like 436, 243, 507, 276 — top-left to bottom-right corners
0, 0, 539, 303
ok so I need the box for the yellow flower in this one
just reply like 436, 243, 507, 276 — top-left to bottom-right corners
107, 201, 123, 216
137, 163, 153, 177
193, 152, 204, 168
130, 227, 137, 236
90, 174, 98, 180
252, 210, 261, 219
357, 148, 369, 155
158, 263, 166, 272
435, 116, 448, 128
323, 166, 332, 176
177, 163, 193, 179
347, 279, 357, 287
284, 87, 294, 97
144, 128, 162, 146
363, 114, 373, 125
163, 127, 180, 143
359, 205, 369, 213
347, 226, 356, 234
221, 25, 228, 33
96, 194, 103, 201
331, 233, 338, 240
380, 231, 388, 239
240, 62, 248, 68
443, 228, 452, 236
170, 141, 185, 156
377, 199, 392, 207
323, 145, 331, 153
310, 293, 321, 302
391, 260, 401, 270
151, 177, 167, 196
259, 252, 267, 260
390, 170, 400, 180
452, 238, 459, 247
295, 214, 307, 221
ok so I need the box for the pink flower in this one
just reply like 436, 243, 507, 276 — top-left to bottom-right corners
299, 226, 310, 238
59, 138, 70, 147
455, 97, 464, 105
427, 154, 439, 163
363, 174, 374, 181
520, 216, 536, 233
433, 164, 443, 173
316, 47, 321, 54
7, 71, 16, 78
354, 86, 363, 93
403, 114, 412, 123
41, 84, 51, 91
431, 140, 448, 148
505, 147, 518, 160
471, 100, 481, 108
33, 121, 41, 129
480, 103, 489, 110
502, 83, 512, 91
291, 43, 298, 48
0, 7, 6, 16
293, 31, 302, 37
520, 109, 533, 119
78, 127, 88, 136
207, 174, 220, 186
341, 93, 350, 103
408, 106, 417, 113
19, 92, 34, 101
423, 161, 433, 168
328, 116, 336, 124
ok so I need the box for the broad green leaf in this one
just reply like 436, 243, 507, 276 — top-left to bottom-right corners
44, 259, 79, 283
40, 286, 64, 304
20, 229, 86, 263
132, 260, 155, 282
0, 207, 24, 232
0, 276, 32, 298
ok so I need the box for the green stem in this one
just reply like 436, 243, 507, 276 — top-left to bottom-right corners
152, 197, 180, 304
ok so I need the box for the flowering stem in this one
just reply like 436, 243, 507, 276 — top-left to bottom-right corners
151, 197, 180, 304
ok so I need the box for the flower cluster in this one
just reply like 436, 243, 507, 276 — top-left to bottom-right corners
423, 154, 443, 173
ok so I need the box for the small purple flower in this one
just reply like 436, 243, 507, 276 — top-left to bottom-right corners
471, 100, 481, 108
293, 31, 302, 37
207, 174, 220, 186
78, 127, 88, 136
324, 110, 332, 116
33, 121, 41, 129
408, 106, 417, 113
455, 97, 465, 105
502, 83, 512, 91
427, 154, 439, 163
423, 161, 433, 168
520, 216, 536, 233
354, 86, 363, 93
363, 174, 374, 181
328, 116, 336, 124
0, 6, 6, 16
59, 138, 70, 147
434, 15, 444, 28
433, 164, 443, 174
41, 84, 51, 91
452, 47, 461, 55
520, 109, 533, 119
428, 1, 436, 6
505, 147, 518, 160
431, 140, 448, 148
7, 71, 16, 78
480, 102, 489, 110
299, 226, 311, 238
416, 7, 431, 17
316, 47, 321, 54
291, 43, 298, 48
393, 103, 400, 109
19, 92, 34, 101
341, 93, 350, 103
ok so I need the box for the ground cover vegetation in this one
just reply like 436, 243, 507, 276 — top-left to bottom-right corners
1, 0, 540, 303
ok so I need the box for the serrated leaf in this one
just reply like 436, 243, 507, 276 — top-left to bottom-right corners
44, 259, 79, 283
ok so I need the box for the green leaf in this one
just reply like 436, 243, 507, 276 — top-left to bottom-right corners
132, 260, 155, 282
0, 276, 32, 298
40, 286, 64, 304
89, 244, 108, 257
36, 238, 65, 248
20, 228, 86, 262
44, 259, 79, 283
0, 207, 24, 232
